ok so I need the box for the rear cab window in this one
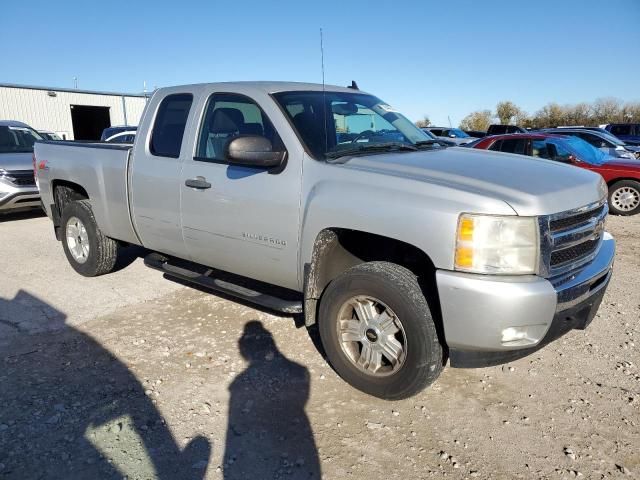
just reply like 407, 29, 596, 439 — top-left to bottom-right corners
150, 93, 193, 158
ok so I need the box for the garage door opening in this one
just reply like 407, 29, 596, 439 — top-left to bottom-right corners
70, 105, 111, 140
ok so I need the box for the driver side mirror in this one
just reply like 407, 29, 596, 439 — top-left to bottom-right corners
449, 134, 456, 138
225, 135, 286, 171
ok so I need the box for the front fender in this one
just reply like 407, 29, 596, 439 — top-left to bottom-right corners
298, 160, 516, 286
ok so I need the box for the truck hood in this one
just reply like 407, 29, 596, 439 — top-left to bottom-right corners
338, 147, 605, 216
0, 152, 33, 171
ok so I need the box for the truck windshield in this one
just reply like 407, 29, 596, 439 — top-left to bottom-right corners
273, 91, 436, 159
0, 126, 43, 153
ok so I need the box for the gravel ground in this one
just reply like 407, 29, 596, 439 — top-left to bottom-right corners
0, 211, 638, 479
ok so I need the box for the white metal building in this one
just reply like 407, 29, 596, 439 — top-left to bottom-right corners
0, 83, 149, 140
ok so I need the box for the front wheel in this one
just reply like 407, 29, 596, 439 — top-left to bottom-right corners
60, 199, 120, 276
318, 261, 444, 400
608, 180, 640, 216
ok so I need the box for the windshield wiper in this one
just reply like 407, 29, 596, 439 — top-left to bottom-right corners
326, 142, 417, 160
414, 140, 446, 148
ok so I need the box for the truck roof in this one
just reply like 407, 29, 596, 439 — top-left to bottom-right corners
154, 81, 367, 96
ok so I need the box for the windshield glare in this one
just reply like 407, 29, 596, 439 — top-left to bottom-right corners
558, 136, 608, 165
0, 125, 42, 153
273, 91, 434, 159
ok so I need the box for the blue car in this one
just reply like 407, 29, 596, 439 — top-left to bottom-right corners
605, 123, 640, 146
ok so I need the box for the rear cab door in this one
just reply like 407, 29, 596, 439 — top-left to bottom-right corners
129, 87, 202, 258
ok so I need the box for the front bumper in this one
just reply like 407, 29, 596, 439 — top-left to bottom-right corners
0, 184, 40, 213
436, 232, 615, 368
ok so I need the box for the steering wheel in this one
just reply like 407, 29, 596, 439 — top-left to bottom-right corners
351, 130, 375, 144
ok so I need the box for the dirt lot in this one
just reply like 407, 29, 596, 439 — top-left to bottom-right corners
0, 212, 638, 480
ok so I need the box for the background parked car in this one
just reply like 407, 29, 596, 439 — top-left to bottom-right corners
424, 127, 475, 145
471, 133, 640, 216
604, 123, 640, 146
38, 131, 63, 141
105, 131, 136, 143
420, 128, 456, 146
486, 124, 527, 135
100, 125, 138, 141
463, 129, 487, 138
0, 120, 41, 213
539, 128, 639, 160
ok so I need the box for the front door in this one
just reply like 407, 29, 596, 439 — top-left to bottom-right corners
179, 92, 301, 290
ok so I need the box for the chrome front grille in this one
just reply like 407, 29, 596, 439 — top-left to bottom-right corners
538, 199, 608, 282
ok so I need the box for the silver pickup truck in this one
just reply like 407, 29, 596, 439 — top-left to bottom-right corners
34, 82, 615, 399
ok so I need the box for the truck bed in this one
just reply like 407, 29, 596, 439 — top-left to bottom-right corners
35, 140, 140, 245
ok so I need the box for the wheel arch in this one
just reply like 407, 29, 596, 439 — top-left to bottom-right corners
51, 180, 90, 240
606, 176, 640, 187
303, 228, 445, 345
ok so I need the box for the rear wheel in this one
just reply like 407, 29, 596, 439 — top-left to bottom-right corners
60, 200, 120, 276
608, 180, 640, 216
318, 261, 444, 400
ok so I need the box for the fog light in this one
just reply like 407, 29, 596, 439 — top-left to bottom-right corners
501, 324, 548, 346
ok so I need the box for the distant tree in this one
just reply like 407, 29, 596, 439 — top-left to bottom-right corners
459, 110, 493, 132
514, 108, 529, 127
620, 102, 640, 123
495, 101, 522, 125
459, 97, 637, 130
415, 115, 431, 128
592, 97, 622, 125
563, 103, 591, 126
533, 103, 565, 128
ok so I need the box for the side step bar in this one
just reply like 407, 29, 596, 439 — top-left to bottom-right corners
144, 252, 303, 314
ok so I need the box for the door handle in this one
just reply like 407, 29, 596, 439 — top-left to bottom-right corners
185, 176, 211, 189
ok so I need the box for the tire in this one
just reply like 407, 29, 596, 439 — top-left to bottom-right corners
318, 261, 444, 400
60, 199, 119, 277
608, 180, 640, 216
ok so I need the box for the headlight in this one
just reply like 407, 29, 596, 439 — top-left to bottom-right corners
455, 214, 539, 274
597, 176, 607, 200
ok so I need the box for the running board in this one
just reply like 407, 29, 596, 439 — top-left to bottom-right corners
144, 252, 303, 314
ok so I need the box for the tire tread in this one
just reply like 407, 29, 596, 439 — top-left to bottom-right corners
61, 199, 119, 276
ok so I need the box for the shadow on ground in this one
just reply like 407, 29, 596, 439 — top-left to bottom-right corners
0, 209, 46, 223
0, 290, 211, 479
223, 321, 321, 479
0, 292, 321, 479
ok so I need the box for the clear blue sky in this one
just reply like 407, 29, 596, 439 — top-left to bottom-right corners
2, 0, 639, 126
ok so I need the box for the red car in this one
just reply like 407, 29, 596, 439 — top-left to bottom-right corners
471, 133, 640, 215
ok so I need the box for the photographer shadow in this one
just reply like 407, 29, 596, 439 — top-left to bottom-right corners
224, 320, 321, 479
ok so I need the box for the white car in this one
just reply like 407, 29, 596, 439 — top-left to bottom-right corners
105, 131, 136, 144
